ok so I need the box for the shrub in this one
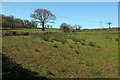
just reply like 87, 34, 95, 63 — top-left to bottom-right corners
88, 42, 96, 47
106, 35, 112, 40
71, 38, 86, 45
50, 39, 54, 42
80, 39, 86, 45
60, 23, 75, 32
3, 31, 13, 36
91, 69, 102, 77
52, 37, 67, 44
53, 44, 58, 48
59, 39, 67, 44
61, 54, 68, 60
60, 23, 69, 32
39, 34, 51, 41
51, 38, 58, 42
72, 38, 80, 43
115, 38, 118, 41
81, 42, 86, 45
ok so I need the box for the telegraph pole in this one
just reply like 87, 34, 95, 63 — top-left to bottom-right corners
100, 21, 102, 28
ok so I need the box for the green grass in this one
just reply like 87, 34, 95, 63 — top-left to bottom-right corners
2, 28, 62, 33
2, 29, 118, 78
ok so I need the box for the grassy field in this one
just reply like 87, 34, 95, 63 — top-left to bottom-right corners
2, 29, 119, 78
2, 28, 62, 33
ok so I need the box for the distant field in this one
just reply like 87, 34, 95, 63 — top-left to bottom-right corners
2, 29, 119, 78
2, 28, 62, 33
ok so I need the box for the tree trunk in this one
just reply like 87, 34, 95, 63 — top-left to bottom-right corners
42, 22, 45, 32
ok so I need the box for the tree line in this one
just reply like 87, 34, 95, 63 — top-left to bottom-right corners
1, 14, 37, 29
1, 8, 113, 32
1, 8, 82, 32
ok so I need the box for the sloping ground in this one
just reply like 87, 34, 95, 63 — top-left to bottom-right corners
2, 30, 118, 78
2, 53, 49, 79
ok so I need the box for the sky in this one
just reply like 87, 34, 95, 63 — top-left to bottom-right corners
2, 2, 118, 29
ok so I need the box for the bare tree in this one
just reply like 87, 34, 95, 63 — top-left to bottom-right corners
31, 8, 56, 32
107, 22, 112, 28
74, 25, 82, 31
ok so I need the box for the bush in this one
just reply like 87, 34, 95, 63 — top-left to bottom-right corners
115, 38, 118, 41
3, 32, 13, 36
60, 23, 69, 32
88, 42, 96, 47
58, 38, 67, 44
80, 39, 86, 45
53, 44, 58, 48
106, 35, 112, 40
81, 42, 86, 45
39, 34, 51, 41
72, 38, 80, 43
51, 36, 67, 44
71, 37, 86, 45
60, 23, 75, 32
91, 69, 102, 77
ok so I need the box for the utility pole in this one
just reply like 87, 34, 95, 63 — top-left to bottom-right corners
100, 21, 102, 28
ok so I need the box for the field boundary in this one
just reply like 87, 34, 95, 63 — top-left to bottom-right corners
2, 31, 58, 37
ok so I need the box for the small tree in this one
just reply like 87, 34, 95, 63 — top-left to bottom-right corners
60, 23, 70, 32
107, 22, 112, 28
5, 16, 15, 28
73, 24, 82, 31
23, 20, 30, 28
60, 23, 75, 32
14, 18, 23, 28
31, 20, 37, 28
31, 8, 56, 32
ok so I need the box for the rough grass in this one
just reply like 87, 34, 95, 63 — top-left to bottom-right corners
2, 28, 62, 33
2, 29, 118, 78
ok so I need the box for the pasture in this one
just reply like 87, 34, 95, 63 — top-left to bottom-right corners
2, 29, 119, 78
